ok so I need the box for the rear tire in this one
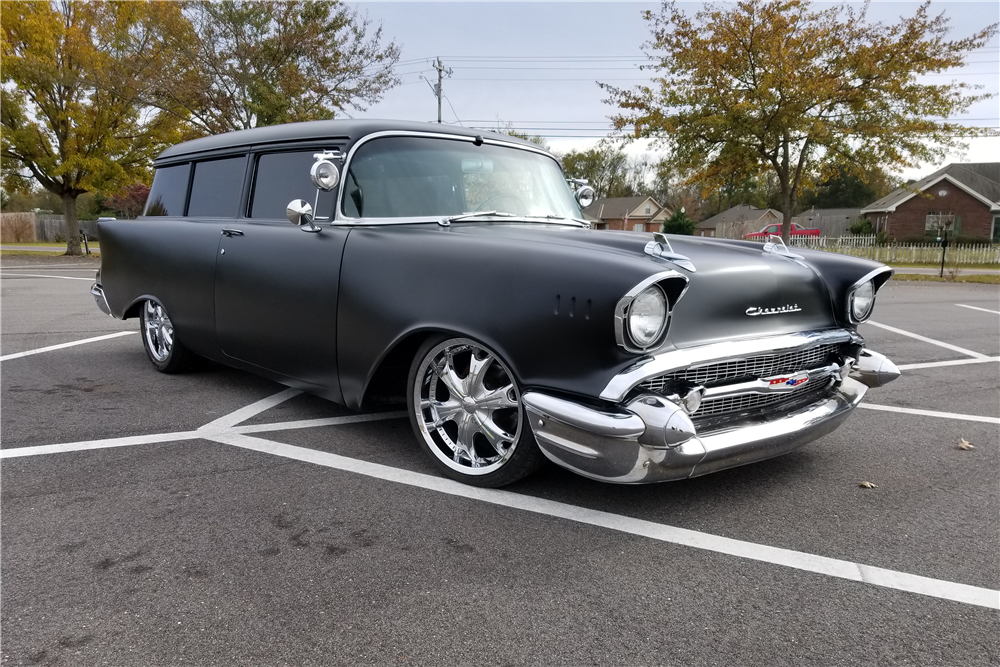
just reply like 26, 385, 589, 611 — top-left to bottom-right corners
140, 300, 191, 374
407, 335, 544, 487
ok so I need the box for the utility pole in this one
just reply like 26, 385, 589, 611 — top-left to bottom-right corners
432, 57, 452, 124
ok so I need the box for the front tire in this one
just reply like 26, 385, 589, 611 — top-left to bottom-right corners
140, 300, 191, 373
407, 336, 544, 487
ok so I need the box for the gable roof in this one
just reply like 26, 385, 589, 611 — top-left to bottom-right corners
862, 163, 1000, 213
696, 204, 780, 229
582, 196, 668, 222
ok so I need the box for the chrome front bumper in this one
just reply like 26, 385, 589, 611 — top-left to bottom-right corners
523, 378, 868, 483
91, 283, 113, 317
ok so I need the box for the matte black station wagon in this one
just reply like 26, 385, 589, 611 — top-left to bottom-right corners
92, 120, 899, 487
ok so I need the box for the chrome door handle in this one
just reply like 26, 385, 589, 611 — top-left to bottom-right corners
222, 228, 244, 237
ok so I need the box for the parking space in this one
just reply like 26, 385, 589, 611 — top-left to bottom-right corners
2, 258, 998, 666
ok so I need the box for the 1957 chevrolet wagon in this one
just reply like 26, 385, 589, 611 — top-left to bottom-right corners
92, 120, 899, 487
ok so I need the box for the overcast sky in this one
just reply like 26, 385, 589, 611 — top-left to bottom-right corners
354, 1, 1000, 180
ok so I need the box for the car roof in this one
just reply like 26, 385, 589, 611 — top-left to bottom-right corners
155, 119, 545, 165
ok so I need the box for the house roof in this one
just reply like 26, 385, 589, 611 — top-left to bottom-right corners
581, 196, 668, 222
696, 205, 779, 229
862, 163, 1000, 213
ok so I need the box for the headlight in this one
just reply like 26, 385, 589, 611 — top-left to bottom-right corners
310, 159, 340, 191
627, 285, 668, 348
850, 281, 875, 321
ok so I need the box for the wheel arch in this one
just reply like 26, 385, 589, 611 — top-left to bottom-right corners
122, 294, 161, 320
358, 326, 525, 410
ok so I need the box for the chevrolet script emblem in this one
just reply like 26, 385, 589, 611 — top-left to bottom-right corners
745, 304, 802, 317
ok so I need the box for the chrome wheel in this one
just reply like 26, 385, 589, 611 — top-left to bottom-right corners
143, 301, 174, 363
413, 338, 523, 477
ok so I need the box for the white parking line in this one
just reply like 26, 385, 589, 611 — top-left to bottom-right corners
859, 403, 1000, 425
865, 321, 989, 359
198, 388, 301, 430
0, 331, 135, 362
233, 411, 408, 434
897, 357, 1000, 371
956, 304, 1000, 316
0, 412, 408, 459
0, 430, 206, 458
0, 272, 93, 281
208, 431, 999, 609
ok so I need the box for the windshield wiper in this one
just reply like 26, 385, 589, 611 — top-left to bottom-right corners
442, 210, 516, 225
524, 214, 591, 227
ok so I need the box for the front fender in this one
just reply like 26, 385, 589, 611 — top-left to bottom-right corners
336, 224, 658, 409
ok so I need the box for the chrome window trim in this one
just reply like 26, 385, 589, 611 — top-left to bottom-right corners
333, 130, 564, 225
601, 328, 862, 402
614, 270, 689, 353
846, 266, 893, 324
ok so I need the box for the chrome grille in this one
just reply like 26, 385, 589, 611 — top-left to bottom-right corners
696, 381, 821, 417
692, 383, 831, 432
639, 343, 841, 392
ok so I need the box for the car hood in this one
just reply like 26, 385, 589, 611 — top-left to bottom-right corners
450, 223, 862, 349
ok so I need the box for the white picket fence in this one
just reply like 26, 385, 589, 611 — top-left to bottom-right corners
790, 235, 999, 264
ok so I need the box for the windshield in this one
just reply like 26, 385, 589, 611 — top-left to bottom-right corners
341, 136, 581, 220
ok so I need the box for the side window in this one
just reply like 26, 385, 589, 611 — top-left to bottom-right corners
144, 163, 191, 216
250, 151, 337, 219
767, 224, 779, 233
188, 156, 247, 217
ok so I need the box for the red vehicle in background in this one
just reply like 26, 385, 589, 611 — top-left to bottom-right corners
744, 222, 821, 240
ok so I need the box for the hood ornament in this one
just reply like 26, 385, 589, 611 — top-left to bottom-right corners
644, 233, 696, 272
762, 234, 803, 260
746, 304, 802, 317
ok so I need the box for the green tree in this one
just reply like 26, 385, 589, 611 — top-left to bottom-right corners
661, 208, 694, 235
560, 145, 647, 199
145, 1, 401, 135
1, 1, 190, 254
602, 0, 997, 242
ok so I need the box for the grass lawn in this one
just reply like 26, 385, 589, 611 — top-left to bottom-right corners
889, 262, 1000, 270
891, 273, 1000, 284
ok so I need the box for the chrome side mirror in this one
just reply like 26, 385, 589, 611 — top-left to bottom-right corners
286, 199, 321, 233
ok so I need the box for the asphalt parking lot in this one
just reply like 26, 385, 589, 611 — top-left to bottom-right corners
2, 254, 998, 666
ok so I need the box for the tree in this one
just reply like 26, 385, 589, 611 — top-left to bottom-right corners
661, 208, 695, 235
560, 145, 649, 199
1, 1, 190, 254
105, 183, 151, 219
493, 121, 550, 150
145, 1, 401, 135
602, 0, 998, 242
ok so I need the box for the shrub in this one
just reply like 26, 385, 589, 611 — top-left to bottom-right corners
848, 219, 874, 235
661, 209, 695, 235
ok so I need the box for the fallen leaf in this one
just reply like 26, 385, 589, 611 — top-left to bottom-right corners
957, 439, 975, 450
858, 481, 878, 489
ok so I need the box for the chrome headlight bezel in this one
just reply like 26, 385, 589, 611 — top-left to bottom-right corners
846, 267, 893, 324
614, 271, 689, 353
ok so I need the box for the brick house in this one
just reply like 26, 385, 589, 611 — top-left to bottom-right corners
695, 204, 780, 238
581, 196, 670, 232
861, 163, 1000, 242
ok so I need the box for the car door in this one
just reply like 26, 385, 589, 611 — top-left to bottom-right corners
214, 148, 349, 401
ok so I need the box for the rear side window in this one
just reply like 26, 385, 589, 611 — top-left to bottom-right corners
188, 156, 247, 217
144, 164, 190, 216
250, 151, 337, 219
